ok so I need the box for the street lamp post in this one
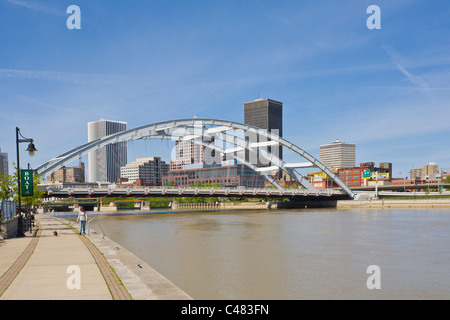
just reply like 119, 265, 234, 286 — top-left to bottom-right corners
16, 127, 37, 237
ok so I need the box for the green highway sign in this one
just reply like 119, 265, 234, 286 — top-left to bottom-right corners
363, 169, 371, 179
20, 170, 34, 197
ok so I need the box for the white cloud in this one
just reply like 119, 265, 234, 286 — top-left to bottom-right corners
3, 0, 63, 15
382, 44, 437, 103
0, 68, 128, 85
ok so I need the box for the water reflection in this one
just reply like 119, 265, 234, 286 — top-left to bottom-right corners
94, 208, 450, 299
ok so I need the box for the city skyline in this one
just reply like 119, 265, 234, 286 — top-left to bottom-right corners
0, 1, 449, 177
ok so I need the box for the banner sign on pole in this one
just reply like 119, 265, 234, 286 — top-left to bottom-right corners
20, 170, 34, 197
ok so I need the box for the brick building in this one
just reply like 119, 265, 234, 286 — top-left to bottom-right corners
308, 162, 392, 189
47, 162, 86, 183
162, 162, 266, 188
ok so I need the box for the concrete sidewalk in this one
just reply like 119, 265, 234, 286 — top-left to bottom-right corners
0, 215, 192, 300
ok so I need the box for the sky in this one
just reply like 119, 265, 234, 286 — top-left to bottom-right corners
0, 0, 449, 179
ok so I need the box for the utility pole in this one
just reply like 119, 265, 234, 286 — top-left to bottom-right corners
375, 171, 378, 199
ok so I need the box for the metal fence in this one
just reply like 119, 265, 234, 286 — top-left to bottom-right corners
1, 200, 17, 220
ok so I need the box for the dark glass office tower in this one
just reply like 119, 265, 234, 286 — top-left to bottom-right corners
244, 99, 283, 167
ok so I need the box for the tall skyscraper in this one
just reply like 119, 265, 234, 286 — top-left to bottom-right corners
320, 140, 356, 169
88, 119, 127, 183
0, 148, 8, 175
244, 98, 283, 167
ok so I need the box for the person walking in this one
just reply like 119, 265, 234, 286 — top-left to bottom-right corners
76, 206, 88, 235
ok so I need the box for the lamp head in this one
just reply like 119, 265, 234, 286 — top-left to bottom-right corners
26, 142, 37, 157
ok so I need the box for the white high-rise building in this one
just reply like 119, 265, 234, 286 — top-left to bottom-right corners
0, 148, 8, 175
320, 140, 356, 169
88, 119, 127, 183
170, 140, 206, 171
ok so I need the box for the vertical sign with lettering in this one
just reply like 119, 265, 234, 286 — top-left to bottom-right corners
21, 170, 34, 197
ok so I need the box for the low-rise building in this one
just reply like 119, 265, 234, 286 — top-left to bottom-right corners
410, 162, 440, 180
120, 157, 169, 186
442, 168, 450, 181
307, 162, 392, 188
47, 162, 86, 183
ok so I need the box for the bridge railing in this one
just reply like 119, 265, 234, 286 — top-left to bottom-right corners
42, 185, 345, 197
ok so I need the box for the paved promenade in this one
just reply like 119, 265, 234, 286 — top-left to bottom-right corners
0, 215, 192, 300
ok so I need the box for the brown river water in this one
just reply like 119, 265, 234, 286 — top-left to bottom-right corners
92, 208, 450, 299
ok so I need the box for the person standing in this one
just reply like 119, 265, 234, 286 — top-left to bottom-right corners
76, 206, 88, 235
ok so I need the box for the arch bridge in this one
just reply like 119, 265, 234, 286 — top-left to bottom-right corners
36, 118, 355, 199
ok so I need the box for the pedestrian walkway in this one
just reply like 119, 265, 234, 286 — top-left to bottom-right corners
0, 215, 130, 299
0, 214, 192, 300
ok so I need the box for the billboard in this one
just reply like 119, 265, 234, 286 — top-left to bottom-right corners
313, 172, 327, 182
371, 172, 390, 180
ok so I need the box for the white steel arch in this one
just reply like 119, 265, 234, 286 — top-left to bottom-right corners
35, 118, 355, 198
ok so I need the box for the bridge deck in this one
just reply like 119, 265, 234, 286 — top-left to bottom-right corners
41, 183, 450, 201
43, 186, 349, 199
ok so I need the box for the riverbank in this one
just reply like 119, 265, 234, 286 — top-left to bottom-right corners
336, 198, 450, 209
172, 201, 271, 210
170, 197, 450, 210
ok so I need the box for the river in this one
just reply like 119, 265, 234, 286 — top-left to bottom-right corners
92, 208, 450, 299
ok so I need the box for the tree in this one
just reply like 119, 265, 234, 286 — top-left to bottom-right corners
21, 172, 46, 207
8, 165, 46, 207
443, 176, 450, 191
0, 172, 15, 200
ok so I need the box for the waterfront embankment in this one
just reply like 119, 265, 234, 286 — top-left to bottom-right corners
0, 215, 192, 300
172, 201, 271, 211
336, 198, 450, 209
45, 198, 450, 215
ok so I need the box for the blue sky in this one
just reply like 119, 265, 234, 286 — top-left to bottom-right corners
1, 0, 449, 178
